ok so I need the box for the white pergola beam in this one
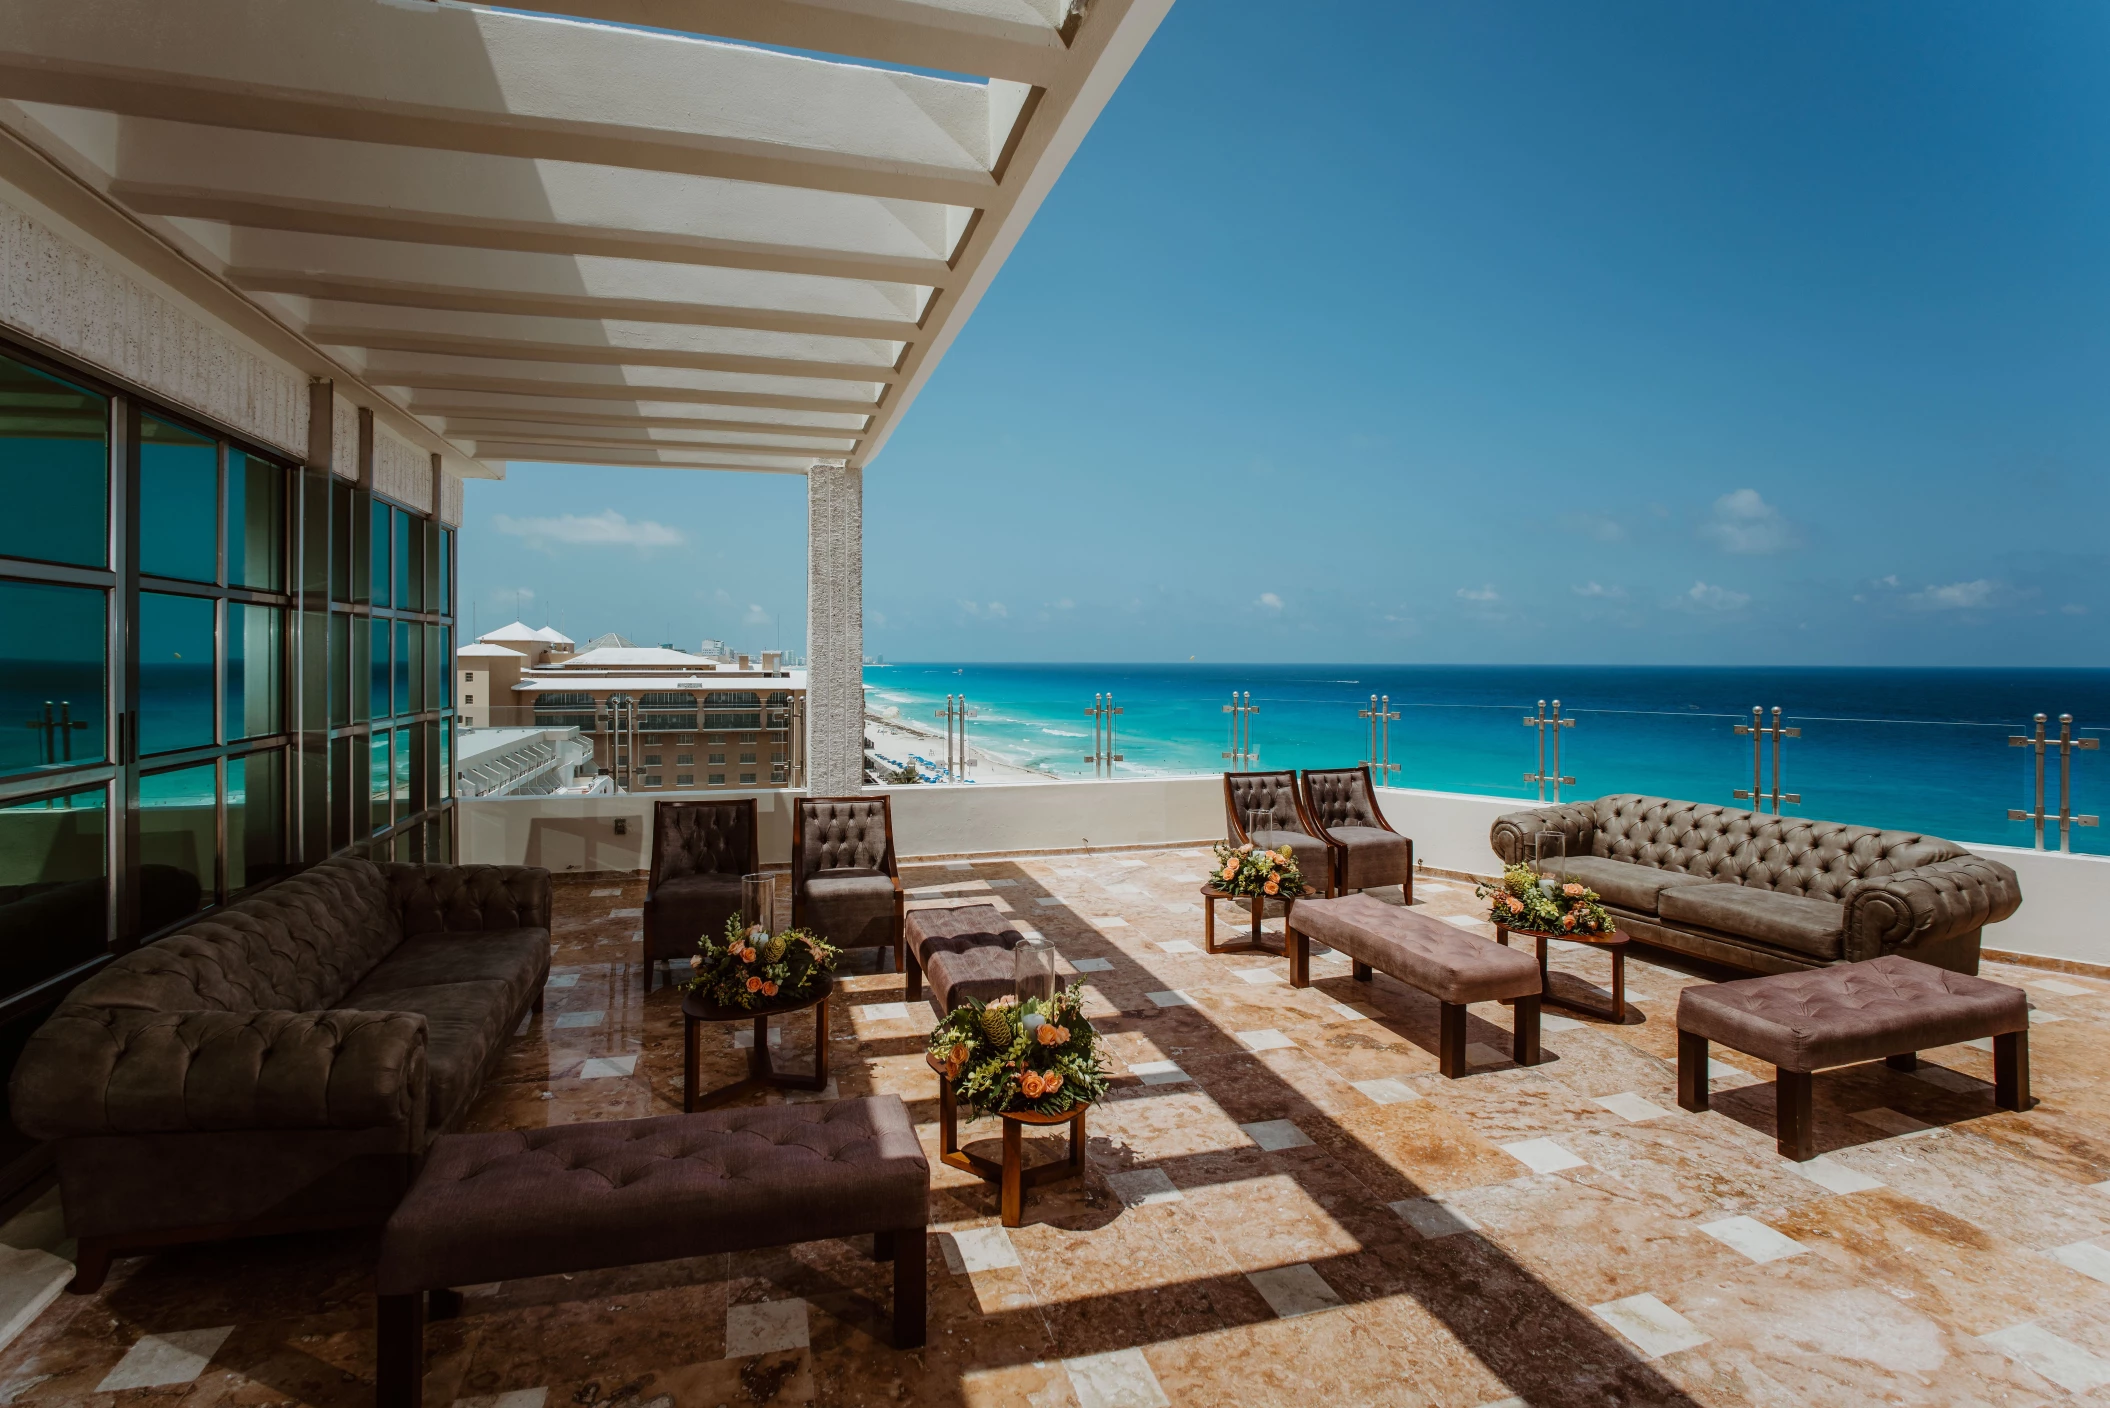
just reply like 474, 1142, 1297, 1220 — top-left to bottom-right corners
435, 420, 858, 454
372, 367, 883, 416
0, 2, 1028, 203
471, 441, 816, 473
403, 395, 869, 434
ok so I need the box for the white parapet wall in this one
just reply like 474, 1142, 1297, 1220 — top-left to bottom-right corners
457, 777, 2110, 968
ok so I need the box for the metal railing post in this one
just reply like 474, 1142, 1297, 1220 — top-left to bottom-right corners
1734, 706, 1800, 814
1523, 699, 1574, 801
1084, 693, 1124, 776
1222, 691, 1257, 769
1359, 694, 1400, 785
2010, 712, 2099, 851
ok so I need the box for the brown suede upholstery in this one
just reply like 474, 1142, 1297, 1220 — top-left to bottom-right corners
1288, 894, 1540, 1005
377, 1097, 929, 1294
793, 797, 904, 966
642, 799, 756, 992
906, 905, 1026, 1015
9, 855, 549, 1275
1300, 767, 1413, 896
1491, 795, 2021, 975
1223, 771, 1333, 897
1677, 955, 2027, 1073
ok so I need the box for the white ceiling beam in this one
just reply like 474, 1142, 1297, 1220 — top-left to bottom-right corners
373, 368, 883, 416
0, 1, 1026, 203
523, 0, 1072, 86
330, 328, 897, 385
402, 395, 869, 434
475, 441, 815, 473
433, 420, 857, 454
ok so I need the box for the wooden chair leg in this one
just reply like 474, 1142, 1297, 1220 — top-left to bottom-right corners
376, 1292, 425, 1408
1352, 959, 1373, 983
1776, 1068, 1814, 1161
1994, 1030, 2031, 1110
892, 1225, 927, 1349
1885, 1052, 1917, 1072
65, 1237, 114, 1295
814, 997, 830, 1086
1000, 1120, 1024, 1228
1438, 1001, 1467, 1079
1677, 1032, 1709, 1113
872, 1230, 895, 1262
1512, 994, 1541, 1067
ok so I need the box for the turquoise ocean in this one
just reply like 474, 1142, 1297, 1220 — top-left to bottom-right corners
865, 665, 2110, 858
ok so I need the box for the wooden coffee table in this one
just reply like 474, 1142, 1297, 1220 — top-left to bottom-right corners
1496, 922, 1628, 1023
927, 1051, 1087, 1227
682, 975, 832, 1111
1200, 884, 1296, 956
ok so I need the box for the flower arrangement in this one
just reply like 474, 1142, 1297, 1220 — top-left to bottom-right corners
1209, 838, 1308, 900
1476, 863, 1614, 937
926, 983, 1110, 1118
684, 912, 839, 1009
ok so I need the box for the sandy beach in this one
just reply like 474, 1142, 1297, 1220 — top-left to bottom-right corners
863, 704, 1056, 784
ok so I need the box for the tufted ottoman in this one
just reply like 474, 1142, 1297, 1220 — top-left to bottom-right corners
1676, 954, 2031, 1160
904, 903, 1024, 1011
375, 1097, 929, 1405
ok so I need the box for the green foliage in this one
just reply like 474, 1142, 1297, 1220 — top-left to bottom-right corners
1208, 838, 1306, 898
682, 911, 839, 1009
890, 764, 922, 784
1475, 863, 1614, 936
927, 984, 1111, 1119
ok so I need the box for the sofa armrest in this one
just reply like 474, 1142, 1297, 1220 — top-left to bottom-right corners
1489, 804, 1598, 867
383, 863, 552, 936
1843, 856, 2023, 963
10, 1007, 429, 1140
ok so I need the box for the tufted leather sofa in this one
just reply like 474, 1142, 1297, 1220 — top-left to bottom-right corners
1489, 795, 2021, 975
9, 854, 550, 1291
642, 798, 757, 991
792, 796, 904, 970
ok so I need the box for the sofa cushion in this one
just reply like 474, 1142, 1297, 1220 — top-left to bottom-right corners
1331, 827, 1411, 892
905, 905, 1022, 967
1545, 857, 1711, 916
1289, 894, 1541, 1005
803, 871, 896, 948
1677, 954, 2027, 1071
347, 929, 549, 1021
337, 978, 519, 1130
1657, 883, 1845, 961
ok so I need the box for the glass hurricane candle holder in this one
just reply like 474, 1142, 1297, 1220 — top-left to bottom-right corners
1531, 832, 1566, 895
740, 872, 774, 944
1013, 935, 1058, 1008
1245, 806, 1276, 842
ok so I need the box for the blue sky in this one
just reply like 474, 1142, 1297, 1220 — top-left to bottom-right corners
463, 0, 2110, 665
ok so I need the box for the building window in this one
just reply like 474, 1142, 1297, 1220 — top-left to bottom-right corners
740, 732, 757, 744
676, 772, 693, 786
676, 753, 693, 765
707, 733, 724, 745
771, 749, 787, 763
708, 752, 725, 765
739, 772, 756, 785
642, 733, 662, 745
464, 694, 474, 704
645, 774, 662, 787
643, 753, 661, 765
739, 751, 756, 765
707, 773, 724, 785
678, 733, 695, 744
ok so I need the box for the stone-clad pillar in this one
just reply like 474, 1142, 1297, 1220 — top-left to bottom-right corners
806, 463, 864, 796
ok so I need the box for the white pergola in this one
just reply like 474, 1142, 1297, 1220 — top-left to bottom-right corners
0, 0, 1170, 791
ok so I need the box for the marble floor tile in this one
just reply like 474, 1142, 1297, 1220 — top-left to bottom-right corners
1063, 1346, 1170, 1408
1590, 1293, 1710, 1359
1351, 1078, 1420, 1105
1390, 1196, 1478, 1239
1128, 1061, 1190, 1086
1501, 1137, 1586, 1174
95, 1326, 235, 1391
1236, 1028, 1295, 1052
1791, 1155, 1884, 1195
1978, 1321, 2110, 1394
726, 1298, 809, 1356
1071, 957, 1115, 972
576, 1055, 637, 1078
1593, 1091, 1674, 1123
1699, 1215, 1806, 1264
944, 1227, 1021, 1274
1143, 990, 1194, 1008
1245, 1263, 1345, 1318
1102, 1168, 1182, 1207
1240, 1120, 1312, 1152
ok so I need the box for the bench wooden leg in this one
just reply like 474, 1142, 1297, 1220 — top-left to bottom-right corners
65, 1237, 113, 1295
892, 1225, 927, 1349
1677, 1032, 1709, 1113
1885, 1052, 1917, 1072
1287, 924, 1308, 988
1438, 1001, 1467, 1079
904, 948, 922, 1002
427, 1288, 462, 1321
1352, 959, 1372, 983
376, 1292, 425, 1408
1994, 1030, 2032, 1110
1776, 1068, 1814, 1162
872, 1230, 895, 1262
1512, 994, 1541, 1067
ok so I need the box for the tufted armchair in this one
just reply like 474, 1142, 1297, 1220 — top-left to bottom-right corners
1223, 771, 1335, 897
642, 799, 757, 991
792, 796, 905, 971
9, 854, 550, 1293
1490, 794, 2021, 976
1301, 766, 1413, 901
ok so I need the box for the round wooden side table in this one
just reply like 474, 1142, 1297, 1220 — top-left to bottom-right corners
682, 975, 833, 1111
1199, 884, 1295, 956
1495, 922, 1628, 1023
926, 1050, 1088, 1228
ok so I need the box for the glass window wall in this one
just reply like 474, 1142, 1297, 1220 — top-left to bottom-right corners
139, 416, 218, 583
139, 591, 215, 755
0, 354, 107, 569
0, 580, 105, 775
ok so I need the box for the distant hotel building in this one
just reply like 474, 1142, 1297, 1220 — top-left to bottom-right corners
457, 623, 804, 791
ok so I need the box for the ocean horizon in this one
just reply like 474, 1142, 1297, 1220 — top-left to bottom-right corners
865, 663, 2110, 858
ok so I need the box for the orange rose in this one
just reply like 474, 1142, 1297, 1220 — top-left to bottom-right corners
1036, 1023, 1065, 1046
1221, 863, 1239, 881
1563, 882, 1585, 898
1562, 912, 1577, 930
742, 946, 758, 963
761, 981, 778, 996
1263, 877, 1280, 895
1042, 1071, 1063, 1094
746, 976, 763, 992
1505, 895, 1524, 914
1018, 1071, 1045, 1099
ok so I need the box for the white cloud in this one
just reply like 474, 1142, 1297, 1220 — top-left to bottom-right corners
868, 610, 888, 627
2062, 603, 2088, 616
988, 601, 1008, 618
958, 600, 1008, 620
1456, 586, 1501, 603
742, 603, 771, 625
1567, 514, 1627, 543
1906, 579, 1997, 611
492, 509, 682, 549
1572, 582, 1625, 599
1876, 574, 1899, 588
1682, 581, 1751, 611
1699, 489, 1796, 555
1255, 592, 1284, 612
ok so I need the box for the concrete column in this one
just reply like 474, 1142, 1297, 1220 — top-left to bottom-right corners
806, 463, 864, 796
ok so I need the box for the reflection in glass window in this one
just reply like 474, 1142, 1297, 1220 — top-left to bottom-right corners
139, 416, 218, 582
0, 354, 107, 569
371, 729, 392, 834
0, 580, 104, 777
438, 527, 452, 613
0, 786, 110, 992
139, 762, 217, 924
370, 499, 391, 608
329, 612, 350, 728
225, 451, 283, 589
394, 619, 411, 717
139, 591, 215, 754
441, 718, 453, 800
370, 618, 391, 720
394, 509, 412, 612
394, 725, 411, 810
436, 626, 452, 706
226, 750, 286, 891
226, 603, 282, 740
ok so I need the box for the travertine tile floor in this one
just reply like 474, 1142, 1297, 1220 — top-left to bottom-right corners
4, 851, 2110, 1406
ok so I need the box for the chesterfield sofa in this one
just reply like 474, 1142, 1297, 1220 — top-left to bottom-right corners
10, 855, 550, 1292
1490, 795, 2020, 976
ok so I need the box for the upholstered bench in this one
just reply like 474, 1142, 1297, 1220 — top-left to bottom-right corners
1286, 893, 1543, 1078
375, 1097, 929, 1406
904, 903, 1024, 1012
1676, 953, 2031, 1160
